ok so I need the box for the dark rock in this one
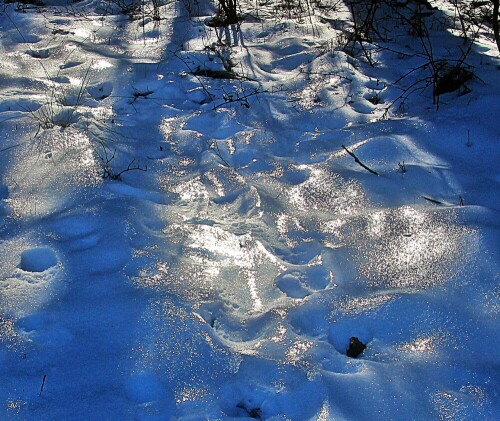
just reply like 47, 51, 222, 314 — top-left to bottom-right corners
346, 337, 366, 358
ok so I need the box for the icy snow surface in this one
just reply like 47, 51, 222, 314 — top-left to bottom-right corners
0, 0, 499, 419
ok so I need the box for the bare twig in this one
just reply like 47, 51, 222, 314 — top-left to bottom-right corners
214, 85, 272, 109
341, 144, 379, 175
0, 143, 22, 153
39, 374, 47, 397
209, 140, 231, 167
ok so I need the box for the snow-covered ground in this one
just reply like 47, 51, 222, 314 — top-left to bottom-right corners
0, 0, 499, 419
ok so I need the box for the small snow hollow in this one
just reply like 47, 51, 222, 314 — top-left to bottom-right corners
19, 247, 58, 272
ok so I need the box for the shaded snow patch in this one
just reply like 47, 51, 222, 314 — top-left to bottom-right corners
19, 247, 58, 272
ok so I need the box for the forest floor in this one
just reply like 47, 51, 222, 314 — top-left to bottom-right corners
0, 0, 499, 419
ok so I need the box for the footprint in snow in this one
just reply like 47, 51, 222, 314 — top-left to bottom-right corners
18, 247, 58, 273
51, 214, 99, 240
49, 76, 71, 84
125, 372, 166, 403
273, 241, 322, 265
50, 214, 103, 251
26, 49, 51, 59
275, 272, 310, 299
87, 82, 113, 101
124, 371, 175, 408
349, 98, 376, 115
38, 105, 79, 127
72, 242, 129, 275
288, 303, 331, 338
275, 266, 330, 299
14, 34, 40, 44
124, 372, 176, 419
196, 303, 276, 343
365, 79, 385, 91
16, 312, 74, 347
364, 91, 385, 106
219, 361, 326, 419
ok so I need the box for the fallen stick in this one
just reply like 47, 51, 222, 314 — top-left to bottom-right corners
341, 145, 379, 176
39, 374, 47, 396
422, 195, 444, 205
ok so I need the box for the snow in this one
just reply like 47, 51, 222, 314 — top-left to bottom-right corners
19, 248, 58, 273
0, 0, 499, 419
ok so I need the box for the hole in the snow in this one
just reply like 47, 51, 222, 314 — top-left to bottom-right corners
19, 247, 58, 272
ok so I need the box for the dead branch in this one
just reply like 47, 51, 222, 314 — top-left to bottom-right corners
341, 144, 379, 175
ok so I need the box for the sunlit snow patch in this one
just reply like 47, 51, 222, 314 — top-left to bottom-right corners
356, 207, 479, 289
4, 128, 100, 218
288, 166, 367, 215
184, 225, 283, 313
91, 60, 113, 70
0, 240, 62, 318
